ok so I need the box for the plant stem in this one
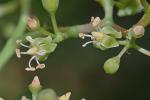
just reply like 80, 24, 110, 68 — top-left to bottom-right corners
140, 0, 149, 11
32, 94, 37, 100
118, 40, 128, 45
50, 12, 59, 33
0, 0, 31, 70
103, 0, 114, 25
134, 45, 150, 56
137, 0, 150, 27
37, 27, 54, 37
118, 45, 129, 58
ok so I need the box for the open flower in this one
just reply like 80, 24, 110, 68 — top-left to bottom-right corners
79, 22, 122, 50
16, 36, 57, 71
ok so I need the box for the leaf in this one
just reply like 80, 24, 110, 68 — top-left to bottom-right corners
104, 56, 120, 74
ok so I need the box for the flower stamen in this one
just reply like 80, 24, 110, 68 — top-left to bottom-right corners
35, 57, 45, 69
79, 33, 94, 40
82, 41, 96, 47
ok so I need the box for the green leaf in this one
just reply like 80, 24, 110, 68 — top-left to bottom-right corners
116, 0, 142, 16
104, 56, 120, 74
37, 89, 58, 100
100, 35, 119, 48
101, 26, 122, 38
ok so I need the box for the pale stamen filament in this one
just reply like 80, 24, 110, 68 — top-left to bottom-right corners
35, 56, 45, 69
82, 41, 96, 47
20, 43, 30, 48
84, 34, 94, 39
35, 56, 40, 65
20, 52, 29, 55
28, 56, 36, 68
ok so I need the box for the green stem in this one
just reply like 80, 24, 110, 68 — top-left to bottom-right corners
118, 45, 129, 58
0, 0, 31, 70
140, 0, 149, 11
50, 12, 59, 33
32, 94, 37, 100
37, 27, 54, 37
137, 0, 150, 27
103, 0, 114, 25
118, 40, 128, 45
134, 45, 150, 56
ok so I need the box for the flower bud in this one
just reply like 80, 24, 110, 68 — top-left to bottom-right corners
37, 89, 58, 100
29, 76, 42, 94
27, 16, 40, 30
59, 92, 71, 100
42, 0, 59, 13
104, 56, 120, 74
132, 25, 145, 38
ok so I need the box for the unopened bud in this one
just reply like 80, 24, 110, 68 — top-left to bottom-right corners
29, 76, 42, 94
27, 16, 40, 30
132, 25, 145, 38
42, 0, 59, 13
104, 56, 120, 74
59, 92, 71, 100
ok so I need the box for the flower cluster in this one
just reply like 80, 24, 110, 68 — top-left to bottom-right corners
79, 17, 122, 50
16, 36, 57, 71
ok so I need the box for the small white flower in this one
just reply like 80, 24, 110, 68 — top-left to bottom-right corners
16, 36, 46, 72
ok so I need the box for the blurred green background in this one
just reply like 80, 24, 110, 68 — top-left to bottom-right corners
0, 0, 150, 100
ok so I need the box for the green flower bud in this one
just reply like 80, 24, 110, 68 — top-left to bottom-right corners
104, 56, 120, 74
29, 76, 42, 95
37, 89, 58, 100
42, 0, 59, 13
